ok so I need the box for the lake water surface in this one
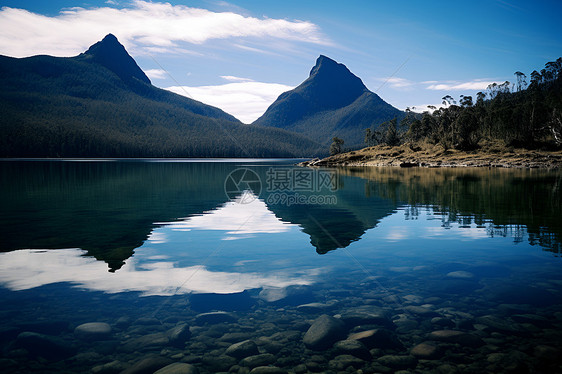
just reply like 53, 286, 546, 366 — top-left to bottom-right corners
1, 160, 561, 373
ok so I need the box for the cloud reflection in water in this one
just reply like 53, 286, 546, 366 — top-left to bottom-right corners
0, 248, 316, 296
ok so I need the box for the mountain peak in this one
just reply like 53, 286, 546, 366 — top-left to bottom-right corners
82, 34, 150, 84
309, 55, 340, 76
253, 55, 403, 148
309, 55, 364, 86
305, 55, 367, 100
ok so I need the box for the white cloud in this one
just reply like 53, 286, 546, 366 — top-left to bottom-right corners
410, 103, 446, 113
0, 0, 329, 57
167, 81, 293, 123
146, 231, 167, 244
457, 227, 489, 240
426, 79, 498, 91
386, 77, 414, 88
221, 75, 253, 82
373, 76, 416, 91
144, 68, 167, 80
385, 227, 409, 241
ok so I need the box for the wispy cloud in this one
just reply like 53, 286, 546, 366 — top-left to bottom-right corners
385, 77, 415, 89
425, 79, 499, 91
167, 80, 293, 123
373, 76, 416, 91
220, 75, 254, 82
0, 0, 329, 57
410, 103, 446, 113
144, 68, 167, 80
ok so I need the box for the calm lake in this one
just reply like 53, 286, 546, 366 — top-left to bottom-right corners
1, 159, 561, 373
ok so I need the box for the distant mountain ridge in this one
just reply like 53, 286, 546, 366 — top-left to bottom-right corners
254, 55, 404, 148
0, 34, 321, 157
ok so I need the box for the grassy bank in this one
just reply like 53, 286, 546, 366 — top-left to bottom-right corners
300, 141, 562, 168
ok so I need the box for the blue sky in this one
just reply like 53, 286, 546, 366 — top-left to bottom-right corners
1, 0, 561, 122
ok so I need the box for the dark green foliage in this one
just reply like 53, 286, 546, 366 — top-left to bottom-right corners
0, 35, 323, 158
254, 55, 404, 149
329, 136, 344, 155
383, 118, 400, 146
382, 57, 562, 150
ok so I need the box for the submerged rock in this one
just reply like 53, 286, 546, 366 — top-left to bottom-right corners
303, 314, 346, 350
200, 355, 237, 372
240, 353, 276, 368
410, 342, 440, 359
339, 309, 394, 329
428, 330, 484, 347
219, 332, 253, 343
194, 312, 236, 324
347, 329, 403, 350
115, 316, 131, 329
121, 356, 173, 374
121, 332, 169, 352
256, 336, 284, 354
476, 315, 523, 334
404, 305, 439, 317
13, 331, 75, 361
431, 317, 455, 328
377, 354, 416, 369
511, 314, 551, 328
333, 339, 371, 359
153, 362, 199, 374
225, 339, 259, 359
74, 322, 112, 341
296, 302, 335, 313
91, 360, 129, 374
328, 354, 365, 370
166, 324, 191, 347
133, 317, 161, 326
249, 367, 287, 374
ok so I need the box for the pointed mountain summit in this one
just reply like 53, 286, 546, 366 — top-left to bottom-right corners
254, 55, 404, 149
1, 34, 321, 157
302, 55, 368, 111
80, 33, 150, 84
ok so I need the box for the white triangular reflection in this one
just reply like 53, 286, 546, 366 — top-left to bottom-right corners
158, 192, 293, 240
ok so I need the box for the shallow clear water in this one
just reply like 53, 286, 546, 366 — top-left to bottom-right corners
1, 160, 561, 373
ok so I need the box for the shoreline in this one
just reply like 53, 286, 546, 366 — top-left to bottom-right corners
298, 142, 562, 169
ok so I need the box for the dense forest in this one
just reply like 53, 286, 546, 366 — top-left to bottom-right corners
0, 35, 322, 158
362, 58, 562, 152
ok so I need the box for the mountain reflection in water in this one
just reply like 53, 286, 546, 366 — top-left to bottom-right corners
1, 161, 560, 275
1, 160, 562, 374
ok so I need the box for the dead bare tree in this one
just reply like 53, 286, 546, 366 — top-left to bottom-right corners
549, 108, 562, 146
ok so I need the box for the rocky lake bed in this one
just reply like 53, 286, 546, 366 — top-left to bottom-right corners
2, 269, 561, 374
